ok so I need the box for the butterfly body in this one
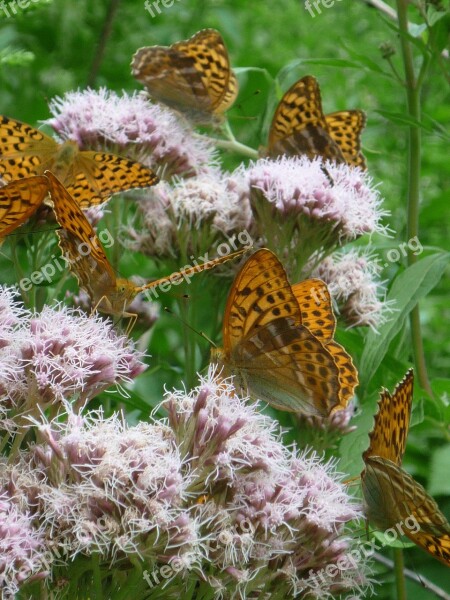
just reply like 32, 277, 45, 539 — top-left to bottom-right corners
131, 29, 238, 124
213, 248, 358, 415
266, 76, 366, 168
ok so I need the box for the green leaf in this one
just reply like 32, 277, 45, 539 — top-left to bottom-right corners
429, 445, 450, 496
0, 47, 34, 66
359, 253, 449, 392
374, 109, 434, 131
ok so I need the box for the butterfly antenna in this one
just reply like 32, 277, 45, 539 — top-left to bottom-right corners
163, 306, 216, 347
136, 247, 249, 294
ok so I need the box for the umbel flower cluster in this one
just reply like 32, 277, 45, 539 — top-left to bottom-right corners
0, 286, 146, 435
46, 89, 391, 330
0, 368, 370, 599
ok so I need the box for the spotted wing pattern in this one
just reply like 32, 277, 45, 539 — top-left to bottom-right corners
361, 370, 450, 567
267, 76, 366, 168
363, 369, 413, 465
362, 456, 450, 567
0, 115, 158, 207
291, 279, 358, 409
213, 248, 346, 415
131, 29, 238, 123
0, 176, 49, 237
325, 110, 366, 169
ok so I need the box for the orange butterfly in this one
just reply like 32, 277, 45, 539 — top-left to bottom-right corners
212, 248, 358, 415
266, 76, 366, 168
42, 171, 246, 323
361, 370, 450, 567
131, 29, 238, 124
0, 115, 158, 213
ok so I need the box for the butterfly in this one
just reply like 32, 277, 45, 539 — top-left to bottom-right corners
131, 28, 238, 124
361, 370, 450, 567
43, 171, 246, 323
266, 76, 366, 169
0, 115, 159, 212
211, 248, 358, 416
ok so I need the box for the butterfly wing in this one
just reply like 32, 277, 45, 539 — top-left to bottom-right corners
325, 110, 366, 169
267, 76, 345, 163
363, 369, 413, 465
220, 248, 341, 415
68, 151, 159, 207
0, 115, 59, 181
45, 171, 117, 304
291, 279, 358, 408
131, 29, 237, 120
362, 457, 450, 567
291, 279, 335, 341
0, 176, 49, 237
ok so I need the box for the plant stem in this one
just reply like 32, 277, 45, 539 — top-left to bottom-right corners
393, 548, 407, 600
396, 0, 432, 395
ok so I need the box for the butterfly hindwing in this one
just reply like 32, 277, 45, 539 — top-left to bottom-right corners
363, 456, 450, 567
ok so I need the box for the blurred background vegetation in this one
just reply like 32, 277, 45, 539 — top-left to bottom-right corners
1, 0, 449, 597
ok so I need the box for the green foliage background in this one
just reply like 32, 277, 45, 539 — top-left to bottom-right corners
0, 0, 449, 598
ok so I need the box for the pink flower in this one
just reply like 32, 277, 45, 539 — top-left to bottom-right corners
232, 156, 388, 277
0, 492, 48, 598
3, 368, 370, 598
125, 172, 253, 260
0, 291, 146, 434
237, 156, 386, 239
313, 249, 396, 331
46, 89, 218, 179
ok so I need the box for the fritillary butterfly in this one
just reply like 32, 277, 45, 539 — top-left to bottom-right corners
131, 29, 238, 124
212, 248, 358, 416
44, 171, 245, 321
267, 75, 366, 168
361, 370, 450, 567
0, 115, 159, 211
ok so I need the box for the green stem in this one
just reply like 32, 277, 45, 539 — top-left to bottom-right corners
396, 0, 432, 395
393, 548, 407, 600
91, 553, 103, 600
213, 137, 259, 159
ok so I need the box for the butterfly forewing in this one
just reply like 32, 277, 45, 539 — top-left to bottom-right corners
0, 115, 59, 180
223, 249, 301, 354
0, 176, 49, 237
71, 151, 159, 207
268, 76, 345, 163
363, 369, 413, 465
46, 171, 117, 300
267, 76, 366, 168
291, 279, 358, 409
